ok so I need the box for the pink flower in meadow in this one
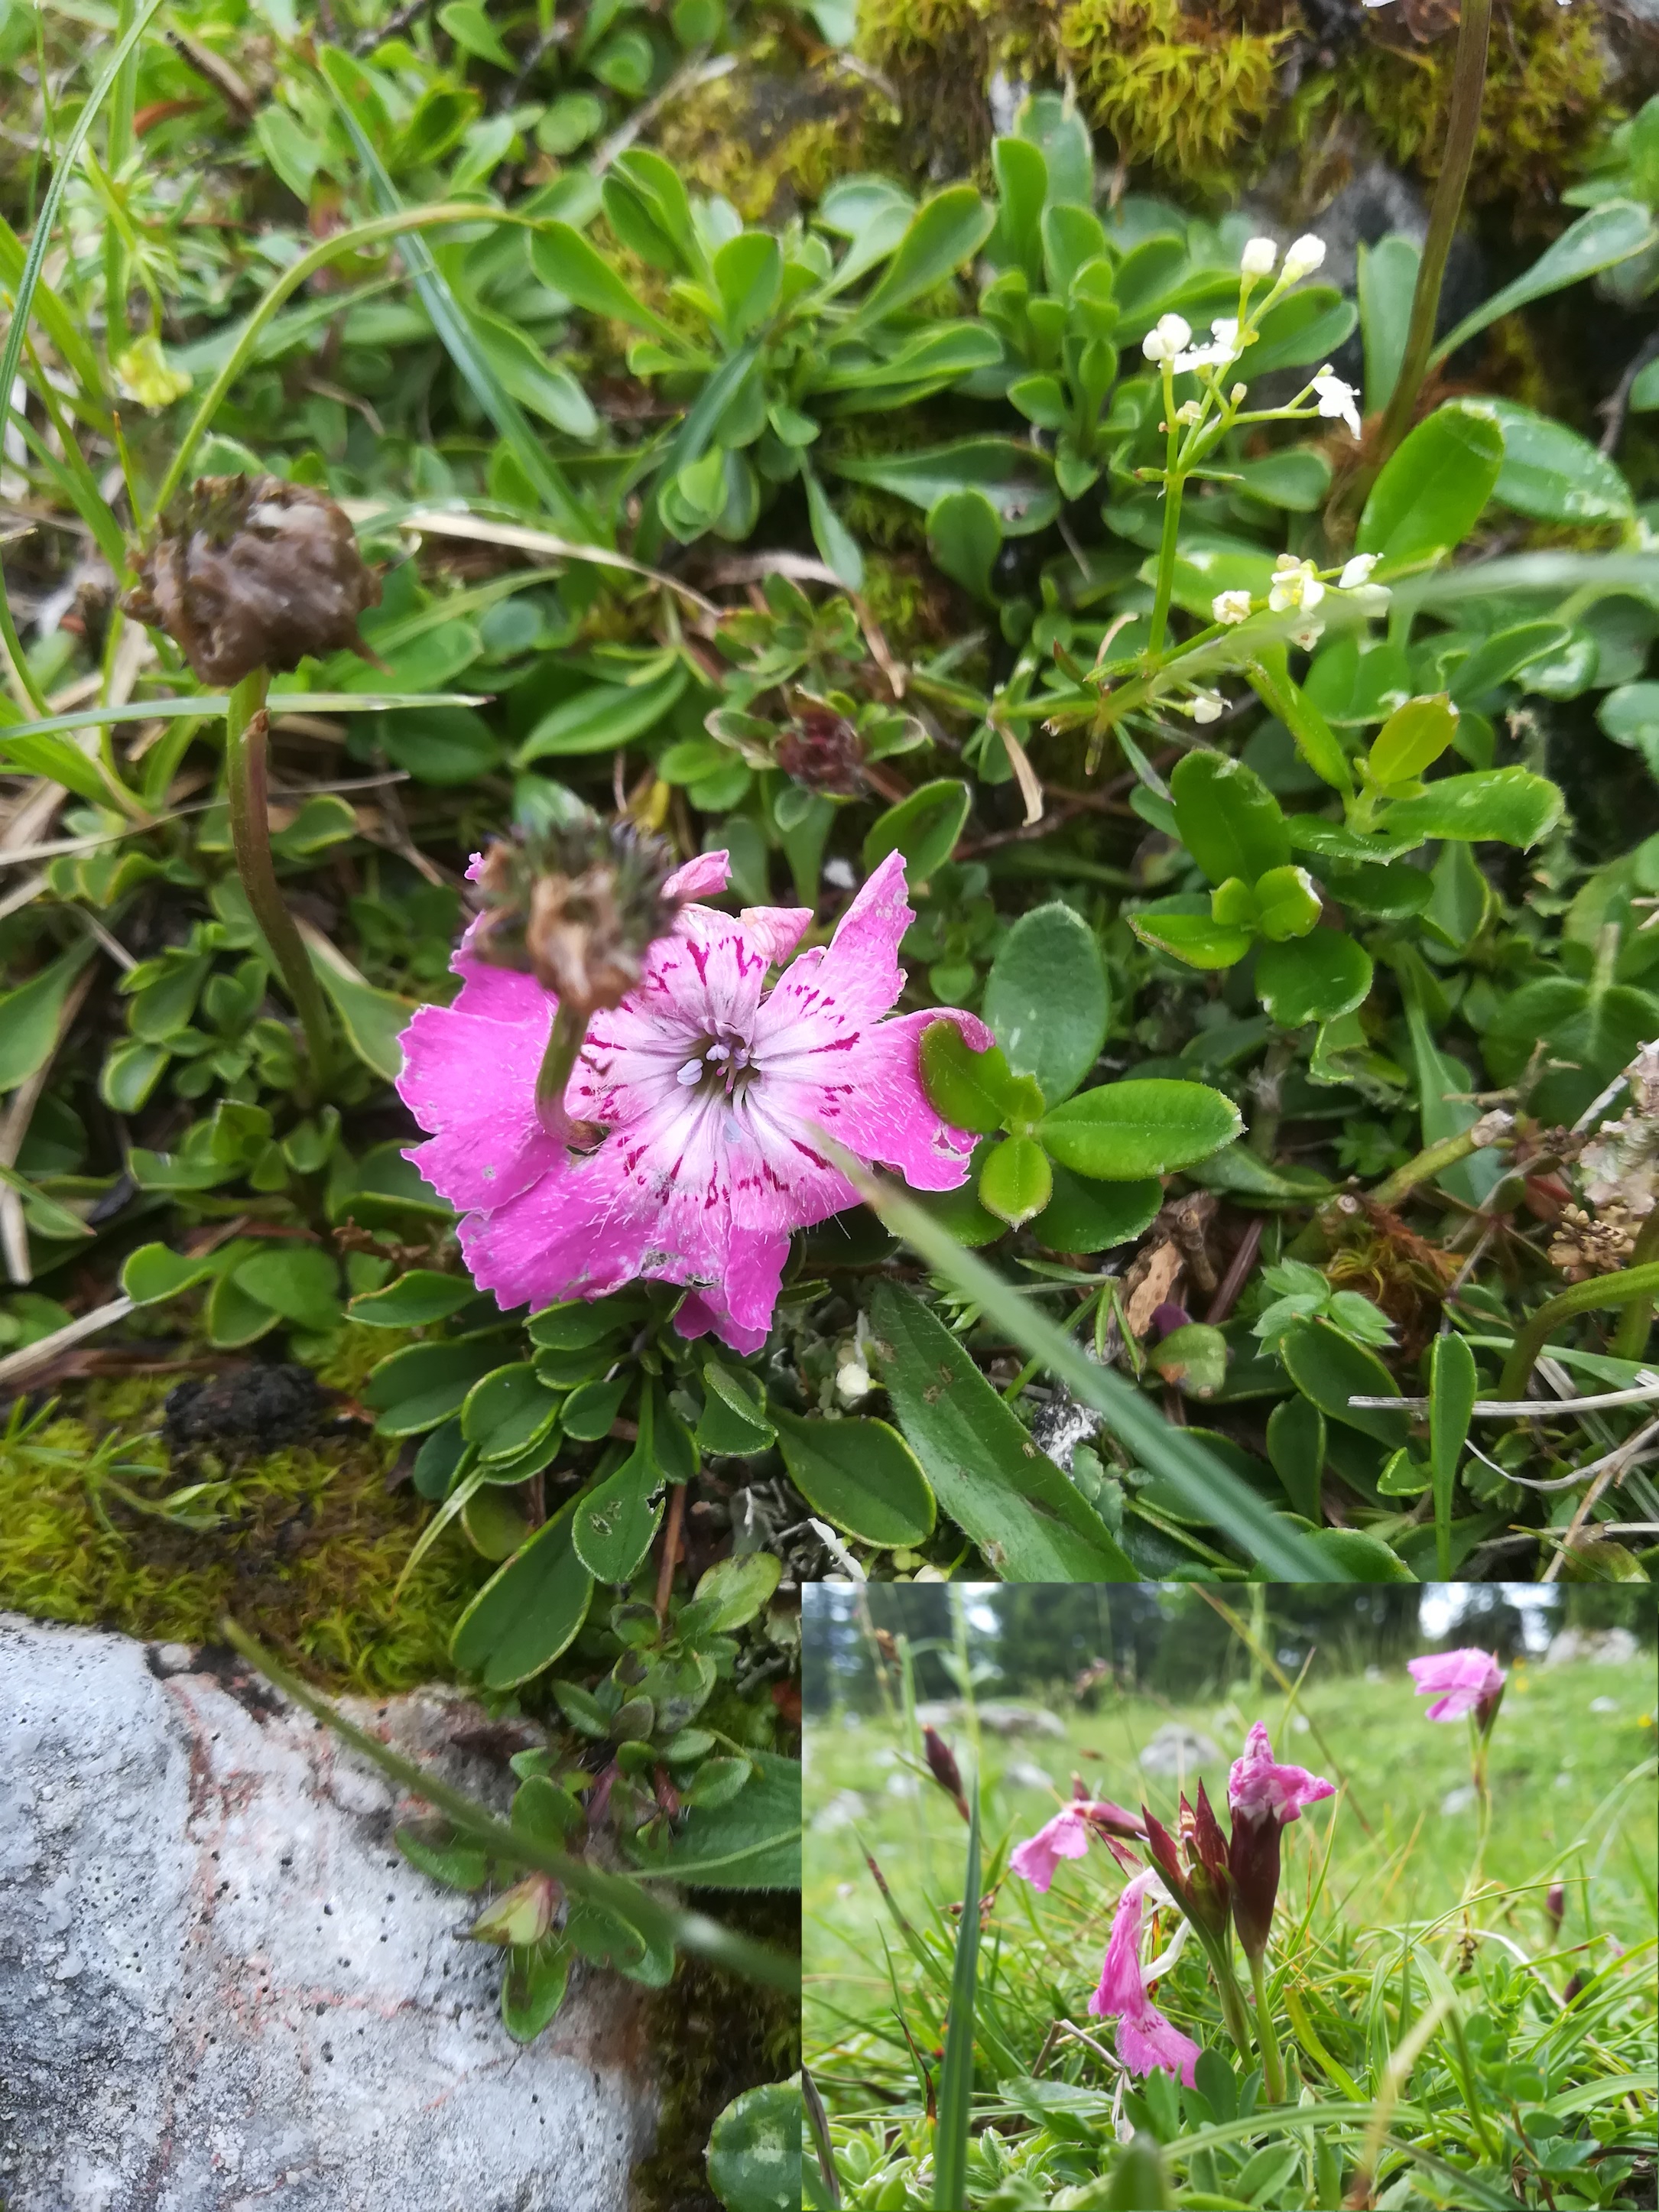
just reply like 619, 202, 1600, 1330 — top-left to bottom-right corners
1227, 1723, 1336, 1828
1407, 1648, 1505, 1723
1089, 1870, 1202, 2087
1009, 1799, 1146, 1892
397, 849, 986, 1353
1227, 1723, 1334, 1964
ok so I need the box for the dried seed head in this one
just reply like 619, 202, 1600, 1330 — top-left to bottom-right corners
775, 700, 865, 795
470, 817, 682, 1014
125, 475, 378, 685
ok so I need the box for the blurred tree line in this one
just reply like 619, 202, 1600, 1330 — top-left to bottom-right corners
801, 1584, 1655, 1715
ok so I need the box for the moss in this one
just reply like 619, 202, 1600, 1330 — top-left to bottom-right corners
631, 1889, 801, 2212
1057, 0, 1290, 186
0, 1375, 483, 1693
654, 47, 899, 225
1335, 0, 1616, 206
859, 554, 957, 658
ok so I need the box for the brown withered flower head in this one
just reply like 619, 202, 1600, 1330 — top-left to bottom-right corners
125, 475, 378, 685
774, 697, 866, 795
469, 817, 682, 1015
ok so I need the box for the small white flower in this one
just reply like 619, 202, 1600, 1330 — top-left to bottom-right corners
1282, 233, 1326, 283
1175, 398, 1203, 425
1212, 589, 1254, 625
1337, 553, 1379, 589
1268, 555, 1325, 614
1241, 236, 1278, 278
1185, 690, 1226, 724
1311, 365, 1362, 439
836, 1358, 872, 1404
1291, 619, 1326, 651
1142, 313, 1193, 363
1173, 317, 1242, 375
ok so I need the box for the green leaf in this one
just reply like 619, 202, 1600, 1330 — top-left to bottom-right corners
1355, 402, 1504, 566
530, 221, 680, 339
625, 1748, 802, 1888
301, 929, 415, 1082
861, 778, 971, 888
1252, 864, 1322, 943
1031, 1169, 1162, 1255
1229, 447, 1331, 512
869, 1285, 1138, 1580
693, 1550, 782, 1632
1279, 1317, 1409, 1447
840, 184, 993, 336
572, 1434, 664, 1583
829, 438, 1059, 534
802, 466, 864, 592
0, 729, 122, 807
231, 1245, 342, 1332
1359, 233, 1419, 413
438, 1, 515, 65
1245, 645, 1353, 797
771, 1407, 935, 1547
1038, 1079, 1243, 1181
1266, 1394, 1325, 1523
1243, 285, 1357, 377
978, 1134, 1053, 1226
205, 1268, 282, 1349
1170, 750, 1291, 887
706, 2082, 801, 2212
1449, 622, 1573, 707
933, 1786, 982, 2212
347, 1269, 478, 1327
462, 1361, 562, 1460
1129, 902, 1257, 970
1600, 682, 1659, 763
1483, 973, 1659, 1124
713, 232, 783, 338
1255, 929, 1373, 1028
920, 1019, 1023, 1134
1378, 767, 1563, 848
564, 1374, 633, 1441
121, 1241, 229, 1305
1431, 201, 1657, 364
927, 488, 1002, 603
1297, 1528, 1418, 1582
1429, 1329, 1478, 1580
0, 1161, 91, 1245
1368, 693, 1459, 788
365, 1330, 520, 1434
0, 940, 97, 1093
518, 668, 689, 762
451, 1499, 595, 1689
470, 310, 599, 438
1485, 401, 1633, 525
982, 901, 1110, 1106
501, 1934, 571, 2045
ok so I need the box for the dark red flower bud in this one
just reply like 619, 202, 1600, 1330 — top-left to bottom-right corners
1227, 1806, 1282, 1966
1474, 1677, 1505, 1737
775, 699, 865, 794
1148, 1301, 1191, 1342
922, 1726, 970, 1823
1546, 1882, 1565, 1934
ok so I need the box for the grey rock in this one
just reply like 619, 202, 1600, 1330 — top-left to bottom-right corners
914, 1700, 1068, 1740
1544, 1626, 1642, 1668
0, 1615, 657, 2212
1000, 1761, 1058, 1793
1137, 1723, 1225, 1777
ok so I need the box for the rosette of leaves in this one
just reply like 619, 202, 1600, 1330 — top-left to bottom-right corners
529, 148, 1001, 583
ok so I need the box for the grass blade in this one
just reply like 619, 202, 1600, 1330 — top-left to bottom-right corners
931, 1778, 981, 2212
0, 0, 167, 712
318, 54, 594, 542
839, 1155, 1336, 1579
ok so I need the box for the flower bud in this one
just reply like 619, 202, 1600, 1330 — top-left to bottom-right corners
1142, 313, 1193, 363
470, 818, 682, 1015
922, 1725, 970, 1822
469, 1870, 560, 1948
1546, 1881, 1565, 1934
1241, 236, 1278, 278
125, 475, 378, 685
1281, 234, 1326, 283
776, 700, 866, 794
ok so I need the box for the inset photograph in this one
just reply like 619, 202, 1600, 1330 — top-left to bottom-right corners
803, 1582, 1656, 2210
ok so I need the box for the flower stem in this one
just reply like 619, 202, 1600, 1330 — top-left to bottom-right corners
1145, 364, 1183, 661
534, 998, 592, 1142
224, 667, 333, 1093
1464, 1717, 1493, 1900
1372, 0, 1493, 469
1611, 1207, 1659, 1359
1247, 1949, 1286, 2105
1206, 1938, 1256, 2066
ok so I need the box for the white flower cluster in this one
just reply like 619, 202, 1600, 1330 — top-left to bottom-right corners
1209, 553, 1380, 630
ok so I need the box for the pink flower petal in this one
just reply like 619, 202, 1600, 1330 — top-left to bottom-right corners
1115, 2008, 1201, 2088
398, 999, 563, 1212
1228, 1722, 1335, 1827
1009, 1808, 1090, 1892
1407, 1648, 1505, 1722
664, 850, 731, 901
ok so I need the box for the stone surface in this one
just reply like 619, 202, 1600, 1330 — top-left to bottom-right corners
0, 1615, 657, 2212
914, 1700, 1068, 1740
1137, 1723, 1226, 1777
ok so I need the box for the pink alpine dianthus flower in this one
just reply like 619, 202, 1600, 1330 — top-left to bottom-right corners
1227, 1723, 1334, 1964
1089, 1870, 1202, 2087
396, 848, 987, 1353
1407, 1647, 1505, 1724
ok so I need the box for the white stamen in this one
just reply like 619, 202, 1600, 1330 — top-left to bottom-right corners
677, 1060, 703, 1086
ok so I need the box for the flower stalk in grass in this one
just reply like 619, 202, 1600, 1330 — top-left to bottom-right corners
1408, 1647, 1505, 1896
125, 476, 383, 1091
1226, 1725, 1335, 2102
